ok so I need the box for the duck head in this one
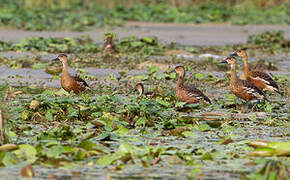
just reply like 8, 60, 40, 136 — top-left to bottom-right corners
220, 56, 236, 68
52, 54, 68, 64
230, 49, 247, 57
171, 65, 185, 78
135, 83, 144, 95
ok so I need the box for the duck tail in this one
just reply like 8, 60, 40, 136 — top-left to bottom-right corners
204, 96, 211, 104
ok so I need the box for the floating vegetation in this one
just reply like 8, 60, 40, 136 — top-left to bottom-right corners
0, 30, 289, 178
247, 30, 286, 52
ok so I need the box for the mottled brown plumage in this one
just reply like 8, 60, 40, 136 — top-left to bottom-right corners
220, 57, 267, 102
172, 66, 211, 104
104, 35, 117, 53
53, 54, 89, 95
231, 49, 282, 96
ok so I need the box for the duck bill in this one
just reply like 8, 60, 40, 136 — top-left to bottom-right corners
52, 57, 59, 61
230, 52, 238, 56
219, 60, 228, 64
169, 70, 176, 74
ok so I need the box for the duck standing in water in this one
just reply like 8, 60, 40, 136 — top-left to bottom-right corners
220, 56, 268, 108
171, 66, 211, 104
231, 49, 282, 96
104, 33, 117, 54
52, 54, 89, 95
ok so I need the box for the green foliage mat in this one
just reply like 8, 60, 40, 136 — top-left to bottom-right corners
0, 2, 289, 31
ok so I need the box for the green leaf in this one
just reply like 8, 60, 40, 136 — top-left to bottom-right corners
201, 152, 213, 161
136, 117, 146, 126
182, 131, 197, 138
2, 152, 20, 166
186, 103, 199, 109
45, 145, 75, 159
78, 140, 98, 151
74, 149, 86, 161
268, 171, 277, 180
175, 102, 187, 107
198, 123, 210, 132
45, 109, 55, 121
148, 66, 159, 73
169, 72, 176, 79
225, 94, 236, 105
97, 155, 115, 166
156, 98, 170, 107
114, 126, 129, 136
42, 89, 57, 96
131, 41, 143, 48
14, 144, 37, 163
194, 72, 205, 80
55, 88, 70, 96
142, 37, 154, 44
96, 132, 111, 141
32, 62, 46, 69
117, 142, 132, 155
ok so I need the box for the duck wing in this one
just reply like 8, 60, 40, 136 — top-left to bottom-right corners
251, 71, 279, 91
184, 85, 211, 104
241, 79, 268, 100
73, 76, 89, 88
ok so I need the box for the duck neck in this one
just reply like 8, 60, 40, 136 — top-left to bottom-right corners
62, 62, 70, 77
242, 54, 250, 76
230, 63, 238, 85
139, 89, 143, 96
177, 75, 184, 88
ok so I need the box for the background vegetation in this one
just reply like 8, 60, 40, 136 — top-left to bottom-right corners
0, 0, 289, 31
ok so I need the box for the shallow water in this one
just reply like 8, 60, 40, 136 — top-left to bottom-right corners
0, 120, 288, 180
0, 25, 289, 179
1, 51, 289, 87
1, 23, 290, 45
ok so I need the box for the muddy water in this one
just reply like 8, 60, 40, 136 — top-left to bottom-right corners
1, 51, 289, 88
0, 65, 288, 89
2, 63, 288, 88
1, 23, 290, 45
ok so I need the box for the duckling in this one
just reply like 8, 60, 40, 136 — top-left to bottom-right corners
231, 49, 282, 96
52, 54, 89, 95
171, 66, 211, 104
220, 56, 268, 104
135, 83, 154, 97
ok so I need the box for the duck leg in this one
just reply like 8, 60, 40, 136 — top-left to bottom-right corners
245, 101, 249, 112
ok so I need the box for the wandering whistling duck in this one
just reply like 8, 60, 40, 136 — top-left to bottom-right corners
135, 83, 154, 97
231, 49, 282, 96
52, 54, 89, 95
220, 57, 268, 105
171, 66, 211, 104
104, 33, 117, 54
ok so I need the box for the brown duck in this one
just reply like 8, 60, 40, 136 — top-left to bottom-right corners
171, 66, 211, 104
135, 83, 154, 97
220, 57, 268, 103
231, 49, 282, 96
104, 34, 117, 53
52, 54, 89, 95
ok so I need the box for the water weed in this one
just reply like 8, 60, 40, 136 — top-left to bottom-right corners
0, 2, 289, 31
0, 30, 289, 178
